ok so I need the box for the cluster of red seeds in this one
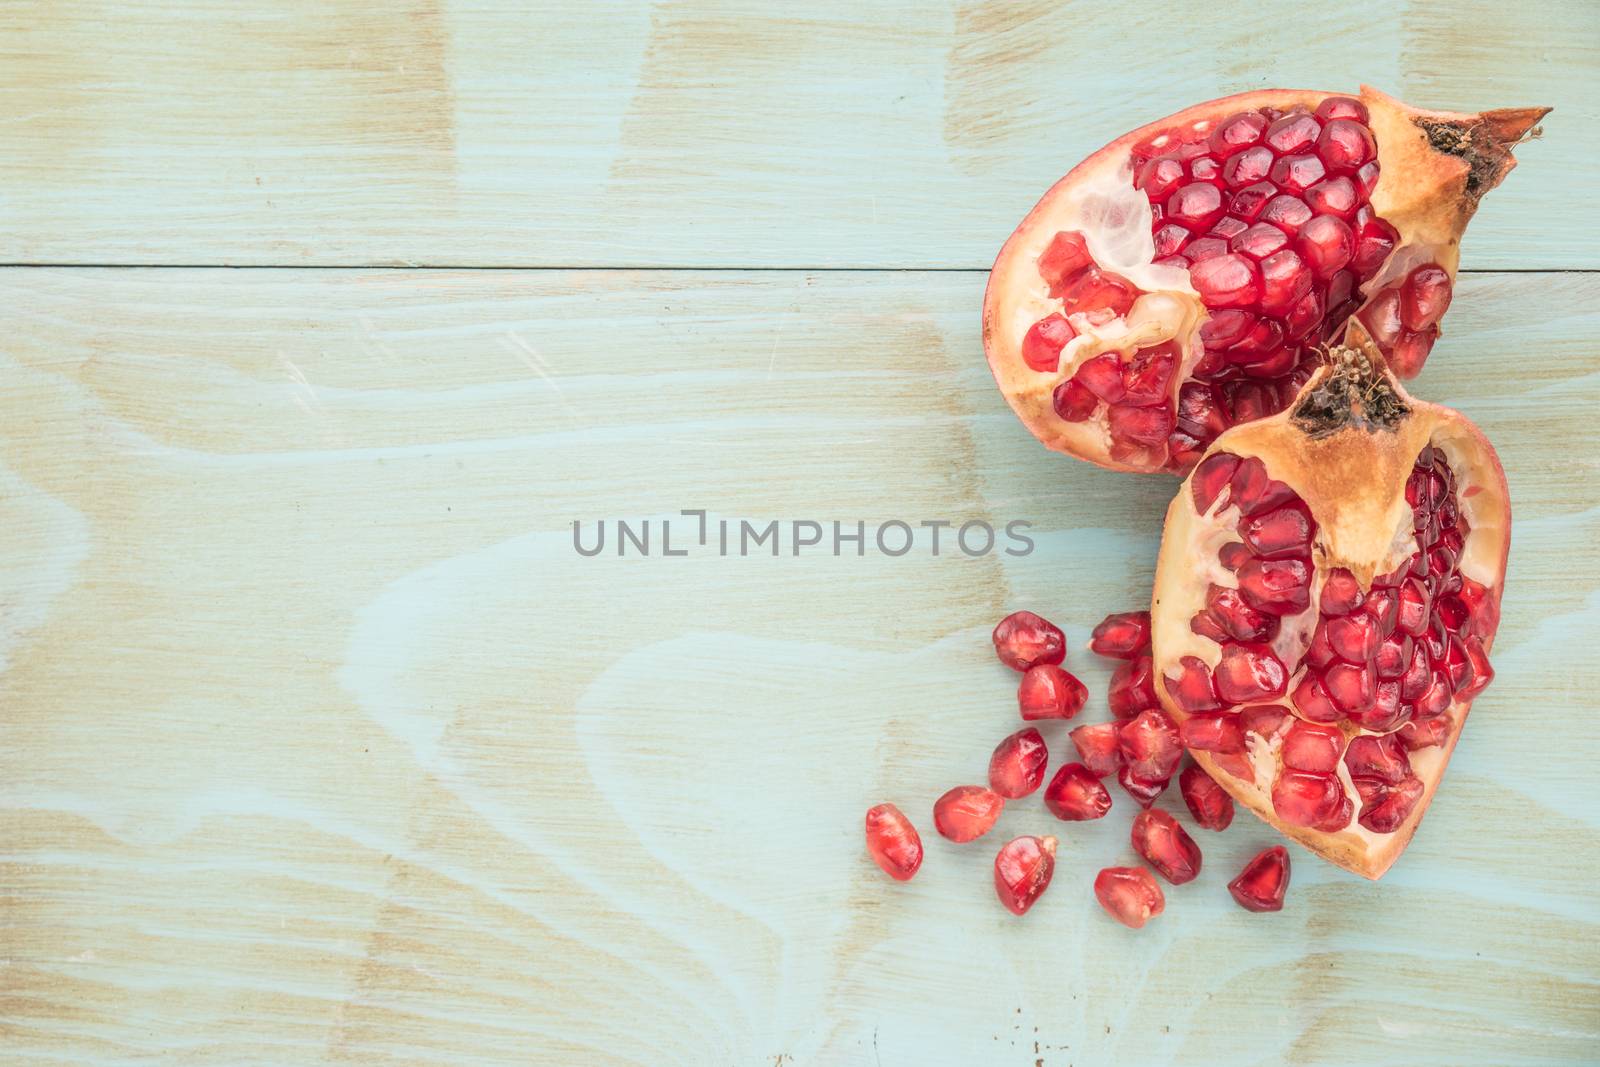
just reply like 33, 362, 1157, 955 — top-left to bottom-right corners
1021, 95, 1456, 472
1165, 445, 1495, 833
864, 609, 1292, 924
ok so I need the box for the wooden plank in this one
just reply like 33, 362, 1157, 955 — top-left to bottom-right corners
0, 0, 1591, 269
1, 267, 1596, 1063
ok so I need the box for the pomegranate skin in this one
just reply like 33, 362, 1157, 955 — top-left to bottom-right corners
984, 86, 1547, 475
1149, 332, 1510, 879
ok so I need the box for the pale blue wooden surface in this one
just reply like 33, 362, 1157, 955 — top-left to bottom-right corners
1, 2, 1598, 1064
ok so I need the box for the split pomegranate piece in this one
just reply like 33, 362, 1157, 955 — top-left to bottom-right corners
1179, 762, 1235, 831
932, 785, 1005, 844
1069, 722, 1123, 778
1150, 340, 1509, 878
1229, 846, 1291, 912
1094, 866, 1165, 929
984, 87, 1545, 473
989, 727, 1049, 799
1044, 762, 1113, 821
1130, 809, 1203, 884
992, 610, 1066, 671
864, 804, 923, 881
1090, 610, 1152, 659
994, 835, 1057, 915
1018, 664, 1089, 720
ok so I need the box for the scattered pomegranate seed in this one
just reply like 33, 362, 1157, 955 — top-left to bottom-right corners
1094, 866, 1165, 929
932, 786, 1005, 844
1228, 846, 1290, 912
1118, 709, 1182, 782
1018, 664, 1089, 721
1117, 764, 1169, 808
1131, 809, 1203, 884
1044, 762, 1113, 821
864, 804, 923, 881
1089, 610, 1152, 659
1069, 722, 1123, 778
989, 727, 1049, 799
991, 611, 1066, 672
994, 835, 1057, 915
1108, 653, 1158, 717
1179, 763, 1235, 830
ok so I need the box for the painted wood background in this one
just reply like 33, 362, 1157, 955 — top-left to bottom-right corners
2, 3, 1598, 1065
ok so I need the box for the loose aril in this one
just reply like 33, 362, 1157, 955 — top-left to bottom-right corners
992, 611, 1067, 672
864, 804, 923, 881
1069, 722, 1123, 778
994, 835, 1057, 915
989, 727, 1049, 799
1089, 610, 1152, 659
1149, 343, 1509, 878
932, 786, 1005, 844
1043, 762, 1113, 821
1179, 762, 1235, 831
1130, 809, 1203, 884
1094, 866, 1165, 929
1229, 846, 1290, 912
1018, 664, 1089, 720
984, 88, 1544, 473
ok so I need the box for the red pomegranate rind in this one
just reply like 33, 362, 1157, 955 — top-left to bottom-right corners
1018, 664, 1089, 720
932, 786, 1005, 844
1229, 846, 1290, 911
995, 835, 1057, 915
993, 610, 1066, 671
984, 87, 1546, 474
864, 804, 923, 881
1149, 342, 1509, 878
1094, 866, 1165, 929
989, 727, 1049, 799
1131, 809, 1203, 884
1044, 762, 1113, 821
1180, 762, 1235, 831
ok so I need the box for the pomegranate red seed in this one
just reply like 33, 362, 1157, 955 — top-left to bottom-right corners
1228, 457, 1298, 514
1352, 217, 1399, 278
1304, 175, 1359, 219
1070, 722, 1123, 777
1343, 732, 1408, 784
1229, 221, 1289, 261
1108, 653, 1158, 717
1108, 403, 1176, 449
1201, 308, 1256, 349
1296, 215, 1355, 279
1075, 354, 1126, 403
1180, 762, 1235, 830
1153, 222, 1191, 257
1315, 95, 1369, 123
1319, 567, 1365, 615
1185, 236, 1229, 263
1122, 347, 1178, 406
932, 785, 1005, 843
1166, 655, 1222, 713
1282, 720, 1345, 772
1191, 452, 1240, 513
1326, 612, 1380, 662
1213, 643, 1288, 703
1208, 110, 1268, 158
1222, 144, 1273, 188
1095, 866, 1165, 928
1317, 118, 1376, 171
864, 804, 923, 881
1229, 181, 1276, 222
1037, 231, 1093, 291
1189, 253, 1261, 308
1044, 763, 1113, 821
989, 727, 1049, 799
1401, 265, 1453, 330
1290, 673, 1342, 722
1018, 664, 1089, 721
1203, 584, 1279, 642
1179, 711, 1246, 753
994, 835, 1057, 915
1459, 636, 1495, 699
1058, 268, 1137, 317
1258, 248, 1314, 316
1264, 112, 1320, 154
1260, 194, 1313, 235
1166, 182, 1226, 230
1053, 378, 1097, 421
992, 611, 1066, 672
1236, 557, 1312, 615
1323, 660, 1376, 713
1270, 153, 1327, 195
1118, 709, 1183, 781
1117, 764, 1169, 808
1240, 703, 1289, 738
1357, 776, 1424, 833
1131, 809, 1203, 884
1272, 769, 1347, 829
1137, 157, 1186, 201
1021, 313, 1076, 372
1090, 610, 1152, 659
1228, 846, 1290, 912
1240, 503, 1314, 558
1399, 713, 1451, 750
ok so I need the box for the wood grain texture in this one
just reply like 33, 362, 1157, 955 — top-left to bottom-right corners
1, 268, 1597, 1064
0, 0, 1592, 269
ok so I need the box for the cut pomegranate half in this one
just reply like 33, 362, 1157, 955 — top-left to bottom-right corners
1149, 333, 1509, 878
984, 87, 1545, 473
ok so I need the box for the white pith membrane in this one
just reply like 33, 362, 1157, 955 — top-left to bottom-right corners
1150, 342, 1508, 878
983, 86, 1547, 475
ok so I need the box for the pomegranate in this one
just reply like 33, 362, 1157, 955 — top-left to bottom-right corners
1043, 762, 1113, 821
864, 804, 923, 881
1089, 610, 1152, 658
989, 727, 1049, 799
984, 87, 1545, 473
1069, 721, 1123, 778
1130, 809, 1203, 884
1150, 336, 1509, 877
932, 785, 1005, 843
1018, 664, 1089, 720
1179, 762, 1235, 831
993, 610, 1066, 671
1228, 846, 1291, 912
994, 835, 1057, 915
1116, 708, 1181, 806
1094, 866, 1165, 928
